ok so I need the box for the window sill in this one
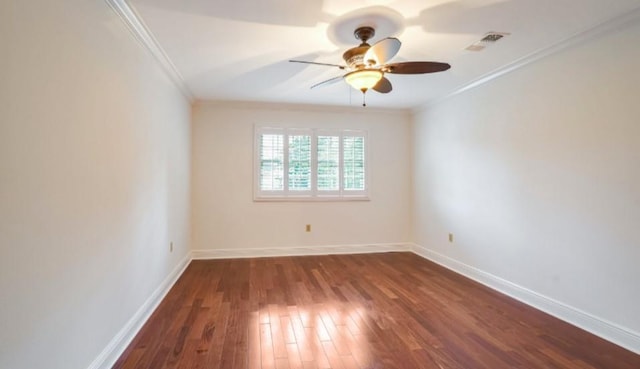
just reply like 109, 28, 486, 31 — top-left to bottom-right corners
253, 196, 370, 202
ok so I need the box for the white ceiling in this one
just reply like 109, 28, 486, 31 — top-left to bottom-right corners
127, 0, 640, 109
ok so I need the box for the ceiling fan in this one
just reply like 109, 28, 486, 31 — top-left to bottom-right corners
290, 26, 451, 106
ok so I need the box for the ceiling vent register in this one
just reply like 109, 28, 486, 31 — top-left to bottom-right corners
466, 32, 510, 51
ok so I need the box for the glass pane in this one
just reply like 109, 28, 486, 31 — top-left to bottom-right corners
288, 135, 311, 191
317, 135, 340, 191
343, 136, 365, 191
260, 134, 284, 191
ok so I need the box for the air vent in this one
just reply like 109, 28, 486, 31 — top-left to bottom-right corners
481, 33, 506, 43
466, 32, 510, 51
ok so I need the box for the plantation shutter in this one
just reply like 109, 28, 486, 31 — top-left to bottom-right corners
343, 134, 366, 191
288, 133, 312, 192
259, 132, 284, 191
255, 126, 368, 200
317, 134, 340, 192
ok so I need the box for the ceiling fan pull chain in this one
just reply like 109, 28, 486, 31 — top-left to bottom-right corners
362, 91, 366, 107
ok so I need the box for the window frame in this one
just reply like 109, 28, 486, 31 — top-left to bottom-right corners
254, 125, 369, 202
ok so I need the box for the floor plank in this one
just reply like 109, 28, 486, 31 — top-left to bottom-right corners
114, 253, 640, 369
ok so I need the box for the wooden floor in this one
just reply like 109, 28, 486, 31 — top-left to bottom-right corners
114, 253, 640, 369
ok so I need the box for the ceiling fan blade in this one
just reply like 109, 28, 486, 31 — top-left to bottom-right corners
384, 61, 451, 74
290, 60, 346, 70
310, 75, 344, 89
364, 37, 401, 66
372, 76, 392, 94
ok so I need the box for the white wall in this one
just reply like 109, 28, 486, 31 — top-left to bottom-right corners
192, 103, 411, 252
0, 1, 191, 369
412, 20, 640, 342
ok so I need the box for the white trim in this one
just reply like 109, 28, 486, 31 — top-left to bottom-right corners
254, 127, 369, 201
253, 196, 370, 202
86, 243, 409, 368
195, 100, 412, 115
87, 242, 640, 368
415, 6, 640, 113
86, 253, 191, 369
103, 0, 193, 101
410, 243, 640, 355
192, 243, 411, 259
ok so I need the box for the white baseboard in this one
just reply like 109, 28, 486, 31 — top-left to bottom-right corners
410, 243, 640, 355
88, 241, 639, 369
87, 242, 409, 369
191, 242, 411, 259
86, 252, 192, 369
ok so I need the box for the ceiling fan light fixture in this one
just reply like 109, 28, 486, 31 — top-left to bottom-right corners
344, 69, 383, 92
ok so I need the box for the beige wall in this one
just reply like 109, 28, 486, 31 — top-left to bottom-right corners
3, 1, 639, 367
412, 20, 640, 339
0, 1, 191, 368
191, 103, 412, 252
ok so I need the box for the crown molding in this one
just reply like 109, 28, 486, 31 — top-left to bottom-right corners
104, 0, 193, 101
194, 99, 412, 116
413, 6, 640, 114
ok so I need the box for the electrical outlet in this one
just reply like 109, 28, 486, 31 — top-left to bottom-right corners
448, 233, 454, 243
170, 242, 174, 252
306, 224, 311, 232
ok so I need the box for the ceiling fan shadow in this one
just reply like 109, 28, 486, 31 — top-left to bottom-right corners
131, 0, 327, 27
214, 53, 330, 96
405, 0, 513, 34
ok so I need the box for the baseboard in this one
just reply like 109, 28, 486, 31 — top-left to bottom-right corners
410, 243, 640, 354
86, 252, 192, 369
192, 242, 411, 259
89, 241, 639, 368
87, 242, 408, 368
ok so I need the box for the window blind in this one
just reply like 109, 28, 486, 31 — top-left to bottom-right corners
288, 135, 311, 191
259, 134, 284, 191
343, 135, 365, 191
255, 127, 368, 200
317, 135, 340, 191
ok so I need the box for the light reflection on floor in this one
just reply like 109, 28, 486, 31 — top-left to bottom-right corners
251, 303, 373, 368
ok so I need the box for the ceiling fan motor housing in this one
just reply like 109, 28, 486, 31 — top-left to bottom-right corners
343, 45, 370, 69
342, 26, 377, 69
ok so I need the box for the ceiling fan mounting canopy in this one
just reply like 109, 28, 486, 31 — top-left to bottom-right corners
354, 26, 375, 43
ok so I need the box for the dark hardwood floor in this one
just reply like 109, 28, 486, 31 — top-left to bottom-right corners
113, 252, 640, 368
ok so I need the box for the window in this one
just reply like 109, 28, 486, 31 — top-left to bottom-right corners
255, 126, 368, 200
